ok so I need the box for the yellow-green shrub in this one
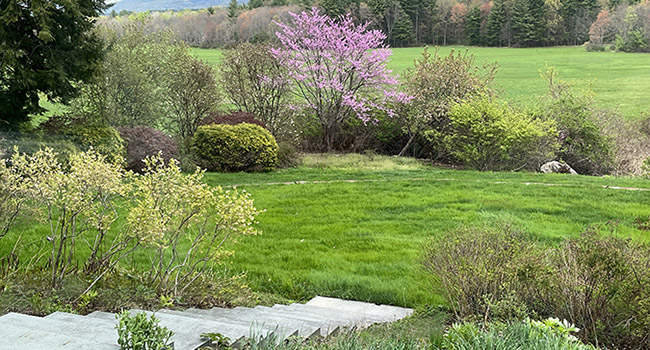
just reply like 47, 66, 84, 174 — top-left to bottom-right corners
191, 123, 278, 172
440, 98, 557, 171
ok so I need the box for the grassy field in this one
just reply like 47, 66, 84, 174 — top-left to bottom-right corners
3, 154, 650, 309
198, 154, 650, 308
192, 46, 650, 119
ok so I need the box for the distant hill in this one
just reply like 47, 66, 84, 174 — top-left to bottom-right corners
107, 0, 229, 13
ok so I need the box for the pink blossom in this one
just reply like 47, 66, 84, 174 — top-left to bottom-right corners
271, 7, 411, 144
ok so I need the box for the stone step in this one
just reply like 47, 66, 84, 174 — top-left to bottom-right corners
306, 296, 413, 321
157, 308, 302, 340
182, 306, 324, 338
45, 311, 117, 327
275, 303, 374, 328
86, 310, 118, 322
0, 313, 118, 350
0, 296, 414, 349
130, 309, 272, 348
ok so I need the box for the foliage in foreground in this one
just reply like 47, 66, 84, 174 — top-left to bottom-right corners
238, 318, 594, 350
433, 319, 597, 350
423, 223, 650, 348
0, 148, 259, 296
116, 311, 173, 350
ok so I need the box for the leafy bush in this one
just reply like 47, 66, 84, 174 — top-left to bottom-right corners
39, 115, 125, 163
130, 156, 260, 295
544, 228, 650, 347
218, 43, 292, 135
16, 149, 130, 287
200, 111, 268, 130
423, 224, 650, 348
118, 126, 179, 173
0, 151, 34, 239
422, 224, 544, 320
400, 47, 497, 158
540, 68, 615, 175
116, 311, 173, 350
192, 123, 278, 172
434, 319, 596, 350
441, 98, 557, 171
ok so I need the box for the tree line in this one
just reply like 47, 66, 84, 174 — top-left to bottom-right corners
101, 0, 649, 48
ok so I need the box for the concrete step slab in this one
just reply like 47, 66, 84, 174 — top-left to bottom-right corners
45, 311, 117, 327
181, 306, 322, 338
275, 304, 372, 328
130, 309, 272, 349
157, 309, 300, 340
86, 310, 117, 322
306, 296, 413, 321
0, 313, 118, 349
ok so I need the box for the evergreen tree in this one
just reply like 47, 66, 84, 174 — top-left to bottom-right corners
321, 0, 351, 17
392, 6, 414, 45
511, 0, 536, 46
486, 0, 507, 46
466, 6, 483, 45
228, 0, 239, 19
0, 0, 108, 129
248, 0, 264, 9
529, 0, 547, 45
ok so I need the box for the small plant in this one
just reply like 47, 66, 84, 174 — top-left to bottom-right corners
200, 332, 231, 349
77, 289, 98, 313
641, 156, 650, 178
116, 311, 173, 350
421, 224, 543, 320
158, 294, 174, 309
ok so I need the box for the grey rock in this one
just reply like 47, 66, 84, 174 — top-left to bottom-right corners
540, 161, 578, 174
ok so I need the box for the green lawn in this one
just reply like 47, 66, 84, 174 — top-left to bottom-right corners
3, 154, 650, 309
196, 154, 650, 308
192, 46, 650, 119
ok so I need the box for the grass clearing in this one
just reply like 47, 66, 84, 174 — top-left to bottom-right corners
3, 153, 649, 309
192, 46, 650, 118
199, 154, 650, 308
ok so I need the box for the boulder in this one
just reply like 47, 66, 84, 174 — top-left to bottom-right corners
540, 161, 578, 175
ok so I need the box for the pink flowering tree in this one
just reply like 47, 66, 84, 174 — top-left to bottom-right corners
271, 8, 409, 151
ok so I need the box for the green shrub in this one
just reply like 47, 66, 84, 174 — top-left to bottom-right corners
116, 311, 173, 350
423, 224, 650, 348
441, 98, 557, 171
422, 224, 545, 320
65, 122, 125, 163
434, 319, 597, 350
642, 157, 650, 178
540, 68, 616, 175
39, 115, 125, 163
191, 123, 278, 172
544, 228, 650, 348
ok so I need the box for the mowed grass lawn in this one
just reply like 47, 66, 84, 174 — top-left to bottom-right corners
192, 46, 650, 118
201, 154, 650, 308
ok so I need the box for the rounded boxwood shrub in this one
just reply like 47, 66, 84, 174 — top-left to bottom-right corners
118, 126, 179, 173
191, 123, 278, 172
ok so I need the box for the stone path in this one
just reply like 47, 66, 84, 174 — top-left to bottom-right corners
227, 177, 650, 192
0, 296, 413, 349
